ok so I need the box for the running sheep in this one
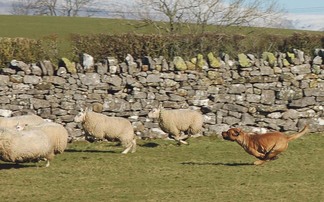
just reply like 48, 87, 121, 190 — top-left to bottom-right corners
17, 121, 69, 154
0, 114, 45, 128
0, 127, 56, 167
74, 108, 136, 154
148, 105, 204, 144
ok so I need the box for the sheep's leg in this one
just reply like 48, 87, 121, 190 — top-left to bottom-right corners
121, 146, 131, 154
131, 139, 136, 153
173, 135, 188, 145
168, 128, 188, 145
45, 159, 50, 167
44, 153, 54, 167
176, 133, 189, 145
121, 142, 132, 154
179, 132, 190, 140
179, 139, 189, 144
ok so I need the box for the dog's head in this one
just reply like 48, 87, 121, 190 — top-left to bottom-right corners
221, 128, 243, 142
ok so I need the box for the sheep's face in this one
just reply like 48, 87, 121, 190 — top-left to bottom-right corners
148, 108, 160, 119
15, 122, 27, 131
74, 111, 86, 123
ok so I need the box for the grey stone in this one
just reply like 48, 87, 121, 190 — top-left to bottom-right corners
43, 76, 66, 85
30, 98, 50, 109
223, 104, 248, 113
10, 60, 31, 74
228, 84, 246, 94
83, 53, 94, 70
108, 75, 122, 86
291, 64, 311, 74
313, 56, 322, 65
31, 64, 42, 76
57, 67, 67, 76
96, 62, 108, 75
0, 75, 10, 85
147, 74, 161, 83
79, 73, 101, 86
23, 75, 41, 84
205, 124, 230, 136
289, 97, 316, 107
261, 90, 275, 105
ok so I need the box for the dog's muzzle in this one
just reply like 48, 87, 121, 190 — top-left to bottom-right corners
221, 132, 230, 140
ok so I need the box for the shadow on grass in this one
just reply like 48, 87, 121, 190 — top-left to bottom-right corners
0, 163, 36, 170
140, 142, 160, 148
181, 161, 253, 166
65, 149, 117, 154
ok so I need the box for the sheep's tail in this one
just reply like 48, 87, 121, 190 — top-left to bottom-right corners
287, 125, 309, 142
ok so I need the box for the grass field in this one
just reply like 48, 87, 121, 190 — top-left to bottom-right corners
0, 134, 323, 202
0, 15, 154, 59
0, 15, 310, 40
0, 15, 323, 201
0, 14, 318, 59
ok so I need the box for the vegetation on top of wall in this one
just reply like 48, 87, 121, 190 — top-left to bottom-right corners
0, 35, 58, 67
71, 32, 324, 62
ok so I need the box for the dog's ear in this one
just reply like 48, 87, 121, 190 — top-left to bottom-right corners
233, 128, 242, 136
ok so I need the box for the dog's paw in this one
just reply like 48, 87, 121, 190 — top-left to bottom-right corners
256, 153, 266, 160
254, 160, 266, 165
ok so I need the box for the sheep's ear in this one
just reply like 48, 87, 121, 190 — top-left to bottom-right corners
158, 103, 163, 109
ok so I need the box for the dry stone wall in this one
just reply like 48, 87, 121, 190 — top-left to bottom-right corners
0, 51, 323, 140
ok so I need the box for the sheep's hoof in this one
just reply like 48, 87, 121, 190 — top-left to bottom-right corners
179, 140, 189, 145
121, 148, 131, 154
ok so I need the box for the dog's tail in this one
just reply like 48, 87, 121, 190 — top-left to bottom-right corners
287, 125, 309, 142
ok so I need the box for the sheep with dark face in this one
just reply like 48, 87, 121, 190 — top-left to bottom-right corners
148, 105, 204, 144
74, 108, 136, 154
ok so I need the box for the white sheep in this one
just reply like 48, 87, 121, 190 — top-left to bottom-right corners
74, 108, 136, 154
0, 127, 56, 167
148, 105, 204, 144
17, 121, 68, 155
0, 114, 45, 128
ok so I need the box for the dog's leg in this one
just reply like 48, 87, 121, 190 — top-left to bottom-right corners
270, 156, 279, 161
247, 148, 265, 159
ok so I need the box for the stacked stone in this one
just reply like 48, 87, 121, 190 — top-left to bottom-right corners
0, 50, 323, 140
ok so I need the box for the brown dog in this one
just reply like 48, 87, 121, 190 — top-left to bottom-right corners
221, 125, 309, 165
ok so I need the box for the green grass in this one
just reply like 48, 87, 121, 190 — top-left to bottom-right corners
0, 15, 155, 58
0, 134, 323, 202
0, 15, 319, 59
0, 15, 153, 38
0, 15, 311, 40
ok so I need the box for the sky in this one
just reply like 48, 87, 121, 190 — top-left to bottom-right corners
280, 0, 324, 30
0, 0, 324, 31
